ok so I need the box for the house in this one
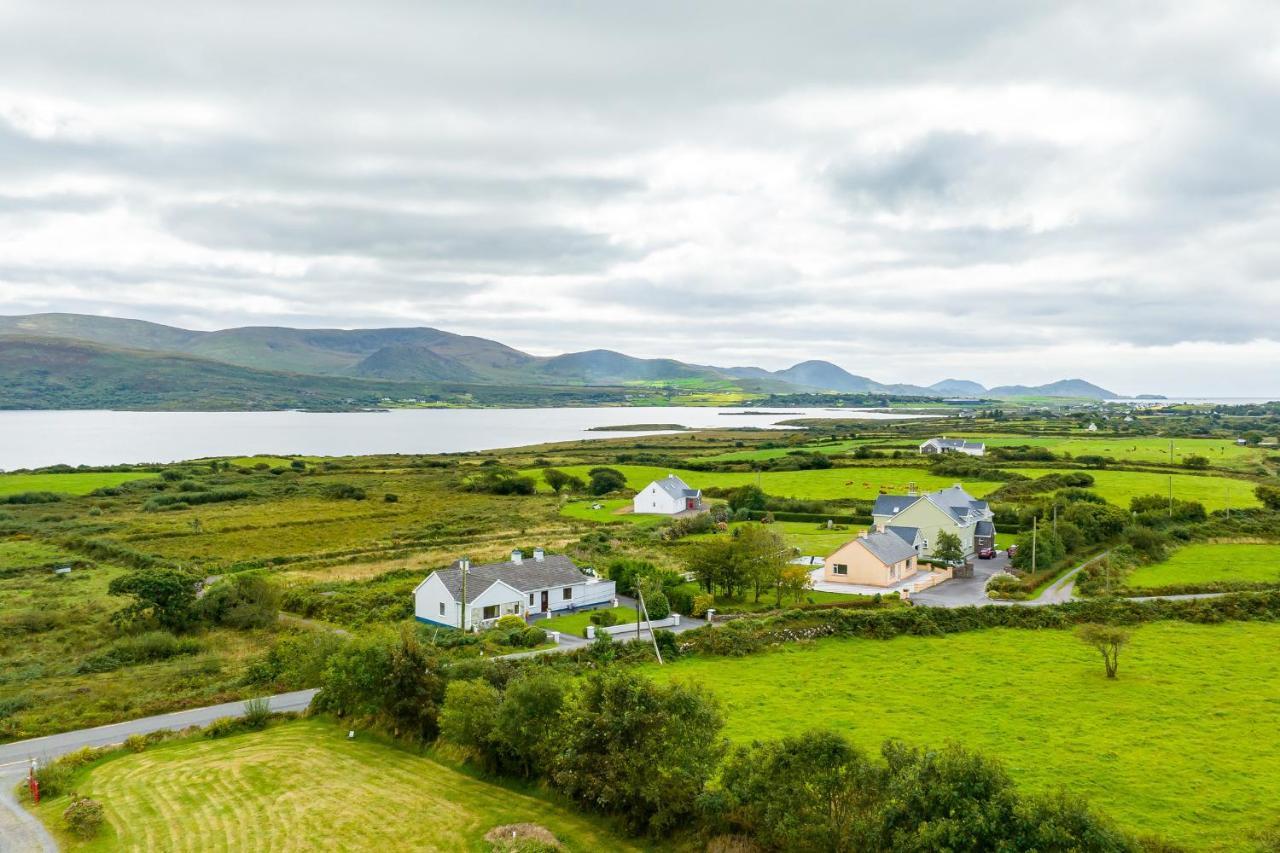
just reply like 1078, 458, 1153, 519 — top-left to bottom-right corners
918, 436, 986, 457
633, 473, 703, 515
1236, 438, 1248, 446
413, 549, 616, 631
823, 526, 920, 587
871, 484, 996, 558
1086, 422, 1099, 432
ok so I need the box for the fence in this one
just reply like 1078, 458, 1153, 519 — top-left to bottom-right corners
587, 614, 681, 638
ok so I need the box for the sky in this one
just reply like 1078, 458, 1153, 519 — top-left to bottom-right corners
2, 1, 1279, 395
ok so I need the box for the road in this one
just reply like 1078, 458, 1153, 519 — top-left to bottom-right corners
0, 689, 316, 853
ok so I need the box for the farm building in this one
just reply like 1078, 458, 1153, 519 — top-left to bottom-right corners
918, 437, 986, 457
823, 526, 920, 587
633, 473, 703, 515
414, 549, 615, 631
871, 484, 996, 558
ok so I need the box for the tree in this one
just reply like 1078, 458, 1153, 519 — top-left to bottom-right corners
688, 536, 739, 595
1257, 484, 1280, 512
542, 467, 580, 494
492, 671, 568, 778
314, 634, 393, 718
107, 568, 199, 632
197, 573, 281, 629
727, 484, 767, 513
719, 731, 883, 852
776, 563, 814, 606
1077, 623, 1130, 678
382, 629, 447, 741
1182, 454, 1210, 470
439, 678, 502, 768
735, 523, 790, 603
587, 467, 627, 495
551, 671, 724, 835
932, 531, 964, 563
1010, 528, 1065, 573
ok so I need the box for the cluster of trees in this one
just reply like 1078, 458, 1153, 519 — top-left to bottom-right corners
1009, 494, 1130, 574
541, 466, 627, 495
107, 569, 281, 632
713, 731, 1132, 851
1256, 484, 1280, 511
464, 465, 537, 495
313, 628, 447, 740
687, 523, 809, 606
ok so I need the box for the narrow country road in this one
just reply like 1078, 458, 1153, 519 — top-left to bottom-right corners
0, 689, 317, 852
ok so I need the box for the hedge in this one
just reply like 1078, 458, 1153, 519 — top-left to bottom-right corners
744, 510, 873, 525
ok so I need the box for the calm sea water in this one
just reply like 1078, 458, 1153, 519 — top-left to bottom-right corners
0, 407, 936, 470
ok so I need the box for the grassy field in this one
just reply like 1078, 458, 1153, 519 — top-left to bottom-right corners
1125, 542, 1280, 589
649, 621, 1280, 848
32, 718, 641, 852
528, 464, 1005, 502
0, 471, 156, 497
558, 499, 669, 528
539, 605, 638, 637
0, 538, 79, 569
1016, 467, 1260, 512
975, 435, 1264, 469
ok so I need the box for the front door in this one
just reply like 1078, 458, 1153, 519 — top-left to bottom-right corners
540, 590, 549, 613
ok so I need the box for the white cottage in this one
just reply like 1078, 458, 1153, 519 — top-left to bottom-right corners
632, 473, 703, 515
414, 549, 616, 631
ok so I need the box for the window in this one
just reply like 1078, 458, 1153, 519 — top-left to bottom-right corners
562, 587, 573, 600
482, 605, 499, 620
514, 603, 521, 614
832, 564, 848, 576
529, 593, 535, 605
438, 602, 445, 616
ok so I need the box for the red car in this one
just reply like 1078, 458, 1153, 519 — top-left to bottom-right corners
978, 547, 997, 559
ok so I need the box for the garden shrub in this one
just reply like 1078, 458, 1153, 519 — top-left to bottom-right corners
589, 610, 619, 627
242, 696, 272, 730
495, 614, 526, 632
63, 795, 105, 839
644, 592, 671, 620
691, 594, 715, 617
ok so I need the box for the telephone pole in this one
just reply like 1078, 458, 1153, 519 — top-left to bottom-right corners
1031, 515, 1038, 576
459, 556, 469, 632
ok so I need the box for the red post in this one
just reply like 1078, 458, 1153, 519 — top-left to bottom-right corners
28, 769, 39, 804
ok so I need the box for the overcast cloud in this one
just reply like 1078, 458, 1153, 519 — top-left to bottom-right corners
2, 1, 1279, 394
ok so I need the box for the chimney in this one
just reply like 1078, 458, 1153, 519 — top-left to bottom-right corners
533, 547, 545, 562
511, 549, 523, 564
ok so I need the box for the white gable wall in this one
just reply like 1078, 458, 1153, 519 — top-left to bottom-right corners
632, 481, 684, 515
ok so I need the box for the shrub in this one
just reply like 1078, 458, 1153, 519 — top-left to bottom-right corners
384, 493, 399, 503
63, 795, 105, 839
495, 614, 526, 632
124, 734, 148, 752
204, 716, 245, 738
243, 696, 272, 730
587, 467, 627, 495
33, 761, 75, 798
1, 491, 61, 505
197, 573, 281, 629
589, 610, 619, 627
644, 592, 671, 620
691, 594, 716, 617
322, 483, 367, 501
520, 626, 548, 647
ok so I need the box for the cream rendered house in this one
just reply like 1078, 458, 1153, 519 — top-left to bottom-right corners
823, 527, 920, 587
870, 485, 995, 558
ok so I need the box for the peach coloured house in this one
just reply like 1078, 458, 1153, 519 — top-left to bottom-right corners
823, 526, 920, 588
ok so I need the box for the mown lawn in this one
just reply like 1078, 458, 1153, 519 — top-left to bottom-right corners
32, 718, 641, 852
539, 605, 638, 637
558, 499, 668, 528
1125, 542, 1280, 589
1016, 467, 1260, 512
527, 464, 1005, 502
0, 471, 156, 497
648, 621, 1280, 849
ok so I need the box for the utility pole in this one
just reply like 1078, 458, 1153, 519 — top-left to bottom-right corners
636, 587, 663, 665
459, 556, 469, 632
1052, 504, 1058, 534
1168, 475, 1173, 518
1031, 515, 1038, 576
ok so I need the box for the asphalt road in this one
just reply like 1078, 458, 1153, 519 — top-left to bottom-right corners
0, 689, 317, 852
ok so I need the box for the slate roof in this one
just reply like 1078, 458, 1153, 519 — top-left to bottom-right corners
652, 473, 700, 499
922, 437, 985, 452
872, 494, 921, 517
432, 554, 586, 604
975, 520, 995, 537
886, 525, 921, 546
854, 530, 919, 566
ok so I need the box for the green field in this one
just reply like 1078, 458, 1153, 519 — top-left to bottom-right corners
975, 435, 1263, 469
539, 605, 638, 637
0, 538, 79, 569
694, 439, 881, 462
1125, 542, 1280, 589
1017, 467, 1259, 512
529, 464, 1004, 502
649, 621, 1280, 848
32, 718, 639, 852
558, 499, 668, 528
0, 471, 156, 497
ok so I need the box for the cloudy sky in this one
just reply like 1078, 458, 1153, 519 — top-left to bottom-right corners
2, 1, 1279, 395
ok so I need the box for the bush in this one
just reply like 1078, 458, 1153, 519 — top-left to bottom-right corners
322, 483, 367, 501
77, 631, 203, 673
692, 594, 716, 617
198, 573, 281, 629
520, 626, 547, 647
204, 716, 246, 738
243, 696, 272, 730
644, 592, 671, 620
1, 491, 62, 505
495, 614, 526, 632
63, 795, 105, 839
587, 467, 627, 495
384, 493, 399, 503
589, 610, 619, 627
33, 761, 75, 798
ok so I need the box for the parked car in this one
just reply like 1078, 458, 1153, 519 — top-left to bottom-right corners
1006, 544, 1019, 558
978, 547, 996, 559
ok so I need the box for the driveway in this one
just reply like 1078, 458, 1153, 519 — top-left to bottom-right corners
910, 554, 1011, 608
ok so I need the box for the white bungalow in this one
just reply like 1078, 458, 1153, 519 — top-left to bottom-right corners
918, 437, 986, 457
413, 549, 616, 631
632, 473, 703, 515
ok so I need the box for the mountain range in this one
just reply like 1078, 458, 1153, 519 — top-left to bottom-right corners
0, 313, 1123, 409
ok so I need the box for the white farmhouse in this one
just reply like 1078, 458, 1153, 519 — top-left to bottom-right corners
632, 473, 703, 515
918, 437, 986, 457
414, 549, 615, 631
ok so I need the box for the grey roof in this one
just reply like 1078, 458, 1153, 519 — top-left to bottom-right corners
886, 525, 920, 545
652, 473, 700, 499
922, 437, 985, 451
854, 531, 919, 566
432, 554, 585, 604
975, 520, 995, 537
872, 494, 920, 517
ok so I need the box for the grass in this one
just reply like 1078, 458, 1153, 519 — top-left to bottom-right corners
974, 435, 1264, 469
1017, 467, 1260, 512
1125, 542, 1280, 589
0, 471, 155, 497
558, 499, 668, 528
31, 718, 641, 852
0, 538, 79, 569
539, 605, 639, 637
649, 621, 1280, 849
527, 464, 1005, 502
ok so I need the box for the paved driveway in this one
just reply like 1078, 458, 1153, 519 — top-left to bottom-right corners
910, 554, 1010, 608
